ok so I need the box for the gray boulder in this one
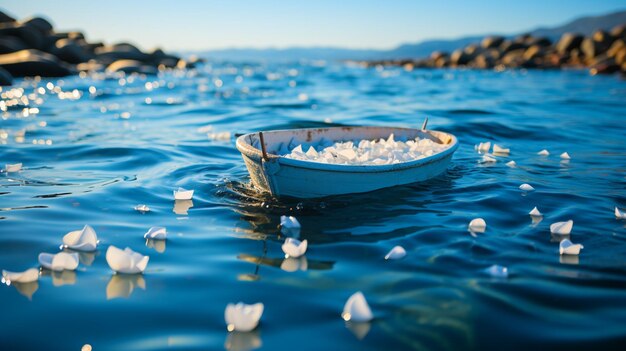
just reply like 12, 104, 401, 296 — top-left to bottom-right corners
106, 59, 158, 75
481, 36, 505, 49
53, 39, 92, 63
20, 16, 53, 35
556, 33, 583, 54
0, 49, 73, 77
0, 66, 12, 85
0, 36, 29, 54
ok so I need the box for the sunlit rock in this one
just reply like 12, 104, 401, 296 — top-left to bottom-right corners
560, 152, 571, 159
493, 144, 510, 155
342, 291, 373, 322
615, 207, 626, 219
144, 226, 167, 240
280, 215, 301, 236
519, 183, 535, 191
485, 264, 508, 278
529, 206, 543, 216
174, 187, 194, 200
384, 246, 406, 260
5, 163, 22, 172
468, 218, 486, 233
559, 239, 583, 255
225, 302, 264, 332
106, 246, 149, 274
537, 149, 549, 156
106, 274, 146, 299
280, 256, 308, 272
38, 252, 79, 271
550, 220, 573, 235
2, 268, 39, 283
134, 204, 150, 213
62, 224, 98, 251
281, 237, 307, 258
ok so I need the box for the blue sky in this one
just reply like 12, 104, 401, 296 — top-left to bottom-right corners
2, 0, 625, 51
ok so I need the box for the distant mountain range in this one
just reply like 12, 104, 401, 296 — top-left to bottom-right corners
189, 9, 626, 61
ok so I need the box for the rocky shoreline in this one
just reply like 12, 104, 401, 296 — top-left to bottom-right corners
0, 11, 201, 86
355, 24, 626, 76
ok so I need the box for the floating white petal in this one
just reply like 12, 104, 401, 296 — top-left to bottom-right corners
550, 220, 573, 235
281, 238, 307, 258
481, 154, 496, 163
468, 218, 486, 233
2, 268, 39, 283
559, 239, 583, 255
342, 291, 373, 322
529, 207, 543, 216
485, 265, 508, 278
280, 215, 301, 236
537, 149, 549, 156
38, 252, 79, 271
384, 246, 406, 260
615, 207, 626, 219
519, 183, 535, 191
144, 226, 167, 240
5, 163, 22, 172
493, 144, 510, 155
134, 204, 150, 212
173, 199, 193, 215
560, 152, 571, 159
506, 160, 517, 168
475, 141, 491, 153
106, 246, 149, 274
225, 302, 264, 332
174, 187, 194, 200
63, 225, 98, 251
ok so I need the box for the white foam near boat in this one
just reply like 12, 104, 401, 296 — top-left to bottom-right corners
236, 126, 458, 198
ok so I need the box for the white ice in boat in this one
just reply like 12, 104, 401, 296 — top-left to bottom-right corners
529, 207, 543, 216
38, 252, 79, 271
281, 238, 307, 258
225, 302, 264, 332
519, 183, 535, 191
284, 133, 450, 165
493, 144, 510, 155
615, 207, 626, 219
481, 154, 496, 163
2, 268, 39, 283
475, 141, 491, 153
280, 256, 308, 272
559, 239, 583, 255
468, 218, 486, 233
174, 187, 194, 200
506, 160, 517, 168
62, 225, 98, 251
550, 220, 573, 235
384, 246, 406, 260
144, 226, 167, 240
537, 149, 550, 156
280, 215, 301, 235
134, 204, 150, 212
485, 265, 508, 278
560, 152, 571, 159
5, 163, 22, 172
342, 291, 374, 322
106, 246, 149, 274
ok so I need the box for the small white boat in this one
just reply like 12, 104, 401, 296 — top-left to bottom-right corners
236, 126, 458, 198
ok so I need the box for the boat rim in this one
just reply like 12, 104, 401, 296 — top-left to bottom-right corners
236, 126, 459, 173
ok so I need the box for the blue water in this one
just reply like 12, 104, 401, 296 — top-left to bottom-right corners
1, 63, 626, 351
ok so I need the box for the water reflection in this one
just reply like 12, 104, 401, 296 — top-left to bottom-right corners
146, 238, 166, 253
345, 321, 371, 340
52, 270, 77, 286
224, 330, 262, 351
62, 248, 97, 266
559, 255, 580, 265
280, 257, 308, 272
106, 274, 146, 299
11, 281, 39, 300
173, 200, 194, 215
550, 233, 570, 243
238, 253, 334, 272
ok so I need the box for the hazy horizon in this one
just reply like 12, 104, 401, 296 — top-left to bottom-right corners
2, 0, 626, 52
